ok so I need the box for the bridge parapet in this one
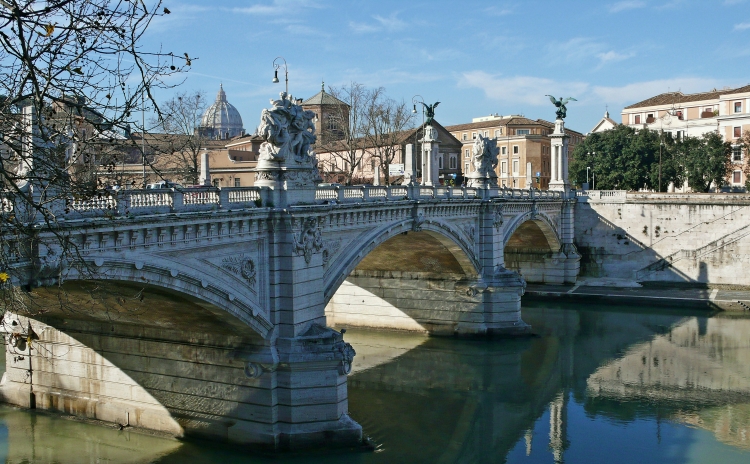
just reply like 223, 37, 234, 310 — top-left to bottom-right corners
0, 185, 574, 222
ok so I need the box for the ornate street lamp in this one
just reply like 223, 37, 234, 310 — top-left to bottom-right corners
412, 95, 425, 178
272, 56, 288, 94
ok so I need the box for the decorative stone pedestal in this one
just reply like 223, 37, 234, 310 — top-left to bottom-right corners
549, 119, 570, 192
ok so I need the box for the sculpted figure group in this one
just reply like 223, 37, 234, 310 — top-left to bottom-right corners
258, 92, 317, 164
468, 134, 499, 187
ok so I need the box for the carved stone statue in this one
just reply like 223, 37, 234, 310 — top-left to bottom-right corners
420, 101, 440, 125
466, 134, 499, 188
257, 92, 317, 164
254, 92, 322, 191
545, 95, 577, 120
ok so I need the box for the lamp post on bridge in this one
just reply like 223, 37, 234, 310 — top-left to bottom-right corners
411, 95, 425, 183
272, 56, 288, 94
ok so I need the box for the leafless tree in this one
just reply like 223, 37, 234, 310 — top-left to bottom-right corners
363, 89, 414, 185
318, 82, 369, 185
148, 90, 208, 185
0, 0, 190, 313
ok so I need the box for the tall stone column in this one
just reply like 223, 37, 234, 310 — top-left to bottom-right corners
403, 143, 417, 185
549, 119, 570, 191
420, 125, 440, 186
199, 148, 211, 186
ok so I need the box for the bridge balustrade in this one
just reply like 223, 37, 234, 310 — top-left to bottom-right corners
69, 195, 118, 212
5, 184, 573, 222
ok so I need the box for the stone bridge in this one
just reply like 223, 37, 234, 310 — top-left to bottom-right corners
0, 96, 579, 450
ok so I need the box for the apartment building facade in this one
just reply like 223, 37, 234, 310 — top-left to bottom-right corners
622, 84, 750, 188
445, 115, 584, 189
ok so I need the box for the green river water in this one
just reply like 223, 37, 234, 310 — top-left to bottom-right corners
2, 300, 750, 463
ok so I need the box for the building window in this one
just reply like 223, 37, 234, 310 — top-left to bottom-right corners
734, 127, 742, 138
494, 129, 501, 137
213, 179, 220, 188
464, 162, 470, 174
735, 102, 743, 113
516, 129, 530, 135
512, 160, 519, 174
501, 161, 507, 174
465, 149, 470, 159
733, 146, 743, 162
513, 145, 519, 155
472, 132, 477, 139
634, 115, 641, 124
449, 156, 457, 169
234, 178, 241, 187
734, 170, 742, 184
462, 133, 467, 141
438, 156, 443, 169
501, 146, 507, 155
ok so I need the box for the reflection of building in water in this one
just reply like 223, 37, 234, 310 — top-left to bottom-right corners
587, 316, 750, 451
587, 317, 750, 401
549, 392, 569, 463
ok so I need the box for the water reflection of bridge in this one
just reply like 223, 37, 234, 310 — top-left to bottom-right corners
341, 304, 750, 462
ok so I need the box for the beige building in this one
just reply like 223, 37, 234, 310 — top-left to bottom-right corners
445, 115, 584, 189
622, 84, 750, 188
314, 121, 463, 185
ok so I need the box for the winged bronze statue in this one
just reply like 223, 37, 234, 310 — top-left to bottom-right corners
420, 101, 440, 125
546, 95, 577, 120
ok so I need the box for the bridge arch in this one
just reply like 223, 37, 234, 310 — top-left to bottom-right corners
503, 211, 561, 251
503, 211, 566, 284
63, 258, 272, 339
323, 219, 484, 335
324, 219, 480, 304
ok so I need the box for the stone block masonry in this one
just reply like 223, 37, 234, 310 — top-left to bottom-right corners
575, 191, 750, 286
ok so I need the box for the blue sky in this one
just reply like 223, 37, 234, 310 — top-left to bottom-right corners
142, 0, 750, 133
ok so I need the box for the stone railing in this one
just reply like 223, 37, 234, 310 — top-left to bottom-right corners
314, 184, 565, 204
576, 190, 627, 202
5, 183, 568, 222
53, 186, 271, 220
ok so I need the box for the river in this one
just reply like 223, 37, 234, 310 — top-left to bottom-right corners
2, 300, 750, 463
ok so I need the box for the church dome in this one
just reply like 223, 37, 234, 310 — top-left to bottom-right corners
200, 85, 244, 139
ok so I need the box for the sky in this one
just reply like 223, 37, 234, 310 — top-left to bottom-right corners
141, 0, 750, 134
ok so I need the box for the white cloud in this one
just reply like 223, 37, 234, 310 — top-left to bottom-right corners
548, 38, 634, 67
349, 12, 407, 33
609, 1, 646, 12
373, 13, 407, 31
459, 71, 588, 107
592, 78, 721, 105
459, 72, 723, 108
735, 22, 750, 30
597, 50, 635, 64
484, 6, 512, 16
349, 21, 379, 33
231, 0, 323, 15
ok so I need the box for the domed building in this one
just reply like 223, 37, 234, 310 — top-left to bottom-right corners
197, 85, 245, 140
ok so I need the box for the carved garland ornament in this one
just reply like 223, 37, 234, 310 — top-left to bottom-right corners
293, 217, 324, 264
221, 255, 257, 287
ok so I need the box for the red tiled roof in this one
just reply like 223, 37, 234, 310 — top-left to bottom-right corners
625, 84, 750, 109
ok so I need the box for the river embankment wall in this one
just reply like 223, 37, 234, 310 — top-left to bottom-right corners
575, 191, 750, 287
